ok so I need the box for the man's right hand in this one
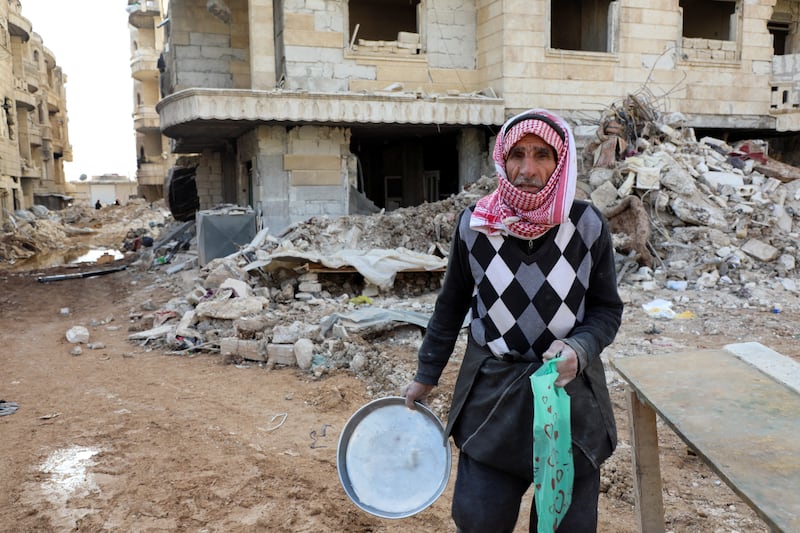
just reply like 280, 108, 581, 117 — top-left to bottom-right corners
401, 380, 434, 409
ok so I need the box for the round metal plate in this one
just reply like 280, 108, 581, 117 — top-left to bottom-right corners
337, 396, 452, 519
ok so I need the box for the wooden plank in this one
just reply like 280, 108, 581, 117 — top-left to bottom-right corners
626, 390, 665, 533
612, 347, 800, 533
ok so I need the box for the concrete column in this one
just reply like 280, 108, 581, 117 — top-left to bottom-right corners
248, 0, 276, 89
458, 128, 487, 189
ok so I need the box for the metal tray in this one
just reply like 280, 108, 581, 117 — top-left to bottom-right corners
337, 396, 452, 519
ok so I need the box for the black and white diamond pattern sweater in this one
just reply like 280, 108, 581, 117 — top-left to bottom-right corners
416, 200, 623, 386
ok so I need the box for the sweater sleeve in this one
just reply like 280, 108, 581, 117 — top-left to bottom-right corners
414, 210, 474, 385
564, 209, 623, 371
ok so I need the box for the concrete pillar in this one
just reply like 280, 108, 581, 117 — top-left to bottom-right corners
248, 0, 276, 89
458, 128, 487, 189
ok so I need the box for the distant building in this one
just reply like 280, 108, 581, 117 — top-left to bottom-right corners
0, 0, 73, 220
69, 173, 138, 207
146, 0, 800, 234
127, 0, 176, 202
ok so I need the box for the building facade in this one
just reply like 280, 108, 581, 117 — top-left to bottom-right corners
151, 0, 800, 234
128, 0, 176, 202
0, 0, 72, 220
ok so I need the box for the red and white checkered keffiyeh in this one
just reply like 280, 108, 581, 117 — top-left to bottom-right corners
470, 109, 577, 240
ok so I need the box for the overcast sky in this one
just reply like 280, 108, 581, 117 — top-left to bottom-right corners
19, 1, 137, 181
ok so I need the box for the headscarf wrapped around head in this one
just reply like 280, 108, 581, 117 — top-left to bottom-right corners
470, 109, 577, 240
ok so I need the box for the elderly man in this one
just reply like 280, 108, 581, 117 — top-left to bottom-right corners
403, 109, 623, 532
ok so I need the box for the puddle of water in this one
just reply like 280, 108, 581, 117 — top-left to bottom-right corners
7, 248, 123, 271
71, 248, 124, 264
40, 445, 100, 495
38, 445, 101, 530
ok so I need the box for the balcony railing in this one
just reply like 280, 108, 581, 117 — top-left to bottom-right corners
134, 107, 160, 131
131, 49, 159, 79
771, 54, 800, 112
126, 1, 160, 14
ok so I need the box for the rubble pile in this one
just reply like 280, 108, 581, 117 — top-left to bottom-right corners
126, 98, 800, 401
272, 176, 496, 256
584, 93, 800, 290
4, 95, 800, 400
0, 199, 168, 266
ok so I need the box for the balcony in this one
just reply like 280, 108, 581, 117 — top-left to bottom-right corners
27, 124, 42, 147
24, 61, 40, 93
131, 48, 159, 80
20, 160, 42, 179
127, 1, 161, 27
47, 91, 60, 111
770, 54, 800, 130
137, 161, 168, 186
158, 88, 505, 153
7, 10, 32, 41
13, 79, 36, 111
134, 106, 160, 131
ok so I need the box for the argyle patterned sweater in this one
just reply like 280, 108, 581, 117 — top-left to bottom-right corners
416, 200, 623, 385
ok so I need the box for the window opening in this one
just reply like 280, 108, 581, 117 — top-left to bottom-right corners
768, 20, 790, 56
550, 0, 613, 52
680, 0, 737, 40
349, 0, 420, 42
350, 131, 460, 211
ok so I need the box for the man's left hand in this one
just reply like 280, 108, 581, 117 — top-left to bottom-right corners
542, 340, 578, 387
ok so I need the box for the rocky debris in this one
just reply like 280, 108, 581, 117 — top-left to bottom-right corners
4, 94, 800, 402
0, 198, 168, 266
115, 94, 800, 400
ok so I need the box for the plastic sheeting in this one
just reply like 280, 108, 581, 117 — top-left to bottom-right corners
244, 246, 447, 289
530, 358, 574, 533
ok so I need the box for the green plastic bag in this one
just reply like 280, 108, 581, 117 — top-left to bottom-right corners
530, 358, 574, 532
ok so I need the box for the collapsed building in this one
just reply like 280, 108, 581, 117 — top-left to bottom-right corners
115, 96, 800, 375
0, 1, 73, 219
128, 0, 800, 236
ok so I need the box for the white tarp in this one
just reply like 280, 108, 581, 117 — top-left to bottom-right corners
244, 246, 447, 289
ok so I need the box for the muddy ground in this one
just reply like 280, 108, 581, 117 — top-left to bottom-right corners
1, 203, 796, 532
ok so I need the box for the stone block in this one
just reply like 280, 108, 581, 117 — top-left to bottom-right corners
267, 343, 296, 366
298, 281, 322, 293
701, 171, 744, 191
590, 180, 618, 211
635, 167, 661, 191
220, 337, 266, 361
741, 239, 779, 262
290, 170, 342, 186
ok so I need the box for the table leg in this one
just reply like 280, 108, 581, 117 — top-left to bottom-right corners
626, 389, 665, 533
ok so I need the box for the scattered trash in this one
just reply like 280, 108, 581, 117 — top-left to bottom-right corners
666, 280, 688, 291
0, 400, 19, 416
642, 299, 676, 319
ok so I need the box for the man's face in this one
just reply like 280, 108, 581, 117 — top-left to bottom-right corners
505, 133, 557, 194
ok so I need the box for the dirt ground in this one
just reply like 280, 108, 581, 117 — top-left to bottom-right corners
1, 214, 796, 532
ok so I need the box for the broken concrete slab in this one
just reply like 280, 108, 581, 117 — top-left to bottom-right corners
741, 239, 780, 262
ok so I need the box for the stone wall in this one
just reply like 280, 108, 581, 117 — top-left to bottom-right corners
169, 0, 249, 91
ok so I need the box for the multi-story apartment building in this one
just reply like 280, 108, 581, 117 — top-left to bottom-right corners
128, 0, 176, 202
0, 0, 72, 219
149, 0, 800, 234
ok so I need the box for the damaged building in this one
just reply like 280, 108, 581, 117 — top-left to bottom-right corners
128, 0, 177, 202
137, 0, 800, 234
0, 0, 73, 220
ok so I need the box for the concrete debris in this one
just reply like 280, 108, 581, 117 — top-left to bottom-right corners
122, 93, 800, 374
5, 94, 800, 392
